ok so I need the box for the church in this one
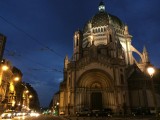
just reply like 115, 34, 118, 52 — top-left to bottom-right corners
58, 1, 160, 115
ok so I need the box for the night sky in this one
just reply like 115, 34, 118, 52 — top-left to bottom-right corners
0, 0, 160, 107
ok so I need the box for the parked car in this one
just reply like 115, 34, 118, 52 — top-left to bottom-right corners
1, 111, 15, 119
92, 109, 101, 117
76, 108, 92, 117
91, 108, 113, 117
101, 108, 113, 117
131, 107, 151, 116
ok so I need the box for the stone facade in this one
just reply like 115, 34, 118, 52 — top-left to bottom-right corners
0, 59, 23, 112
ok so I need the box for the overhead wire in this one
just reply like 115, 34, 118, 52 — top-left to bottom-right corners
0, 14, 64, 73
0, 15, 63, 58
4, 48, 63, 73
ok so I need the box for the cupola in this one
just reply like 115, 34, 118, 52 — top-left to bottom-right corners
98, 1, 105, 12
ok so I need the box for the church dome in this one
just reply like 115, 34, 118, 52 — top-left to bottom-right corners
91, 12, 109, 27
83, 1, 124, 32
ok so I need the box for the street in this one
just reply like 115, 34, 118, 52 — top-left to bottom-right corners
1, 115, 66, 120
63, 116, 158, 120
0, 115, 158, 120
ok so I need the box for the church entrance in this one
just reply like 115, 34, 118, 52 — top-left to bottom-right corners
91, 92, 102, 110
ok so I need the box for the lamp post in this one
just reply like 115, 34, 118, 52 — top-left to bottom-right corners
147, 66, 157, 116
56, 102, 59, 116
0, 64, 17, 110
29, 95, 32, 99
25, 90, 30, 110
0, 65, 9, 85
10, 76, 20, 92
9, 75, 20, 110
13, 76, 20, 82
1, 65, 9, 71
21, 83, 30, 111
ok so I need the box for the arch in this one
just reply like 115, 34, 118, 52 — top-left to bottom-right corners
130, 45, 143, 63
101, 28, 103, 32
76, 39, 79, 46
93, 29, 95, 33
77, 69, 114, 89
98, 28, 100, 32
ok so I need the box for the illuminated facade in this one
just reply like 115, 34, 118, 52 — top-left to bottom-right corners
0, 59, 22, 111
0, 34, 39, 112
59, 1, 160, 115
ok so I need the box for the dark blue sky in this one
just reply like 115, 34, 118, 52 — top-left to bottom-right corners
0, 0, 160, 107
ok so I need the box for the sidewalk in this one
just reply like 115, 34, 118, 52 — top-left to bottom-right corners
62, 116, 159, 120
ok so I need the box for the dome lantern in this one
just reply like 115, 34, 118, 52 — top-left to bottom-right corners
98, 1, 105, 12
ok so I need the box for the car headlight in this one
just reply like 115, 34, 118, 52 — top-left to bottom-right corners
7, 113, 12, 117
1, 114, 5, 117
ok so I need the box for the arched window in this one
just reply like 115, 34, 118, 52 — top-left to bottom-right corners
120, 74, 124, 84
98, 28, 100, 32
101, 28, 103, 32
109, 34, 112, 42
68, 72, 71, 86
76, 39, 79, 46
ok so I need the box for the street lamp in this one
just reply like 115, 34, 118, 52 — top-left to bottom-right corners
10, 76, 20, 93
1, 65, 9, 71
147, 66, 157, 116
13, 76, 20, 81
57, 102, 59, 106
56, 102, 59, 116
147, 67, 155, 78
0, 65, 9, 84
25, 90, 29, 94
29, 95, 33, 99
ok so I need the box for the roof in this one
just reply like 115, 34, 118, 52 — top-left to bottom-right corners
83, 2, 124, 32
127, 64, 148, 81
